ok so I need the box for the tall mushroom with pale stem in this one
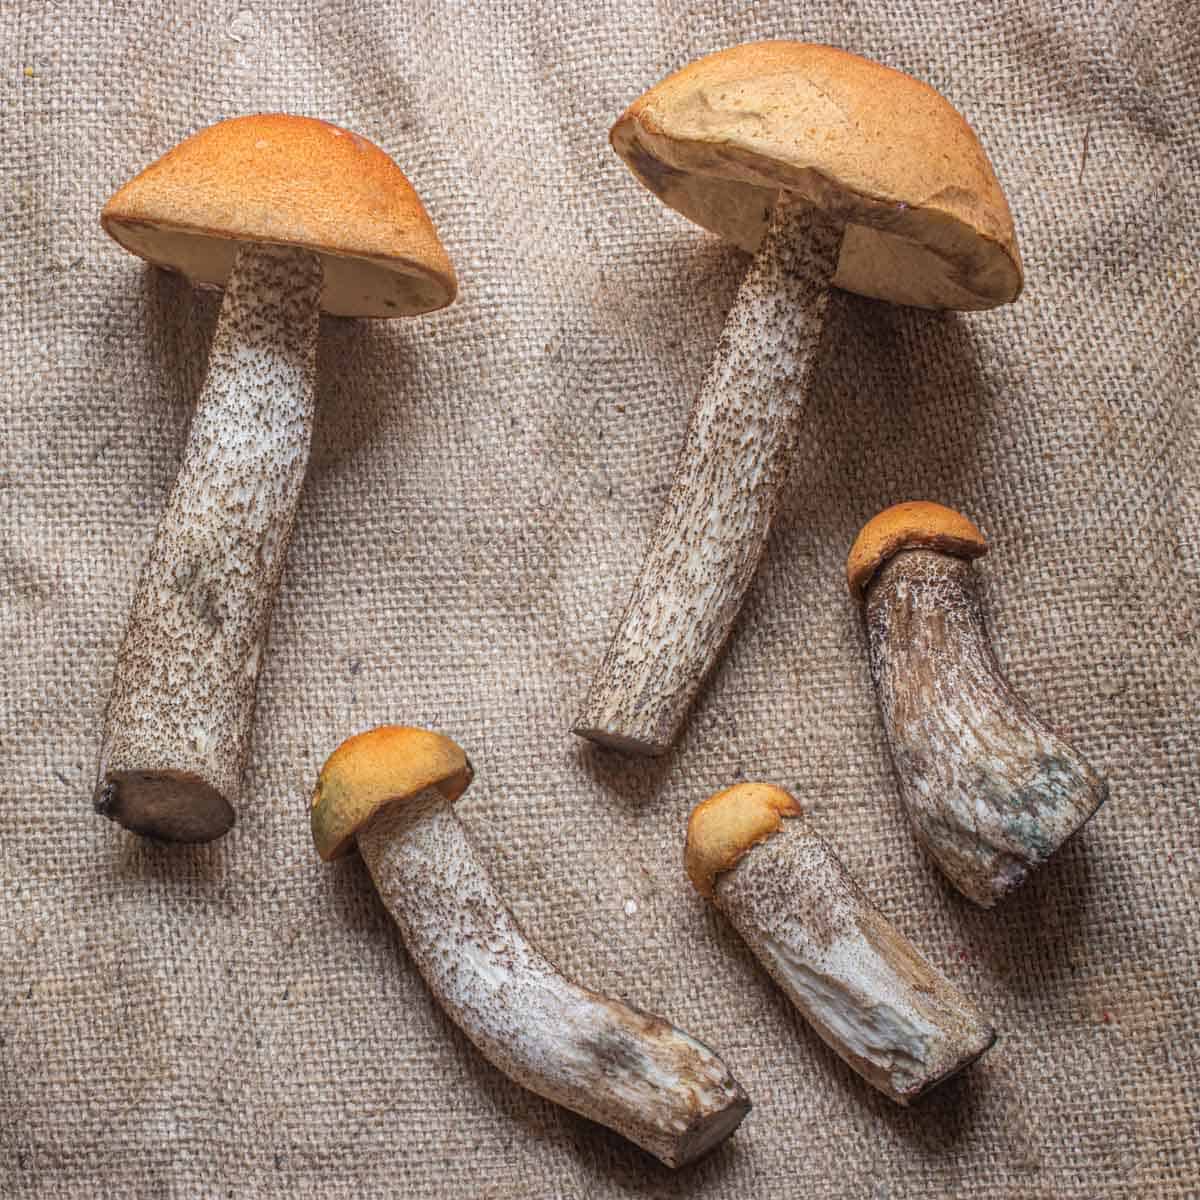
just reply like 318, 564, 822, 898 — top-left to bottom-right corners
312, 727, 750, 1167
94, 115, 455, 842
576, 42, 1023, 756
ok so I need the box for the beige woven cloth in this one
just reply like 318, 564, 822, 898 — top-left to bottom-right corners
3, 2, 1197, 1196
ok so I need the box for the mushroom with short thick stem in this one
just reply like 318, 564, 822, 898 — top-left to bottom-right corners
312, 726, 751, 1167
94, 115, 456, 842
686, 782, 995, 1104
849, 501, 1109, 906
575, 42, 1023, 757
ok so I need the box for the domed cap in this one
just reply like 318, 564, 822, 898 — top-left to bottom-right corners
685, 783, 800, 898
847, 501, 988, 602
311, 726, 473, 861
610, 42, 1022, 310
102, 114, 457, 318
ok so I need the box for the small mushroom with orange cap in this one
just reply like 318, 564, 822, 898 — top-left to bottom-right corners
686, 782, 995, 1104
575, 41, 1023, 757
312, 726, 751, 1168
848, 501, 1108, 907
93, 115, 457, 843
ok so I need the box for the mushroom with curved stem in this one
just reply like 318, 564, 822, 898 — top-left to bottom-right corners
93, 115, 456, 843
575, 42, 1023, 757
312, 726, 751, 1168
686, 782, 996, 1104
848, 501, 1109, 906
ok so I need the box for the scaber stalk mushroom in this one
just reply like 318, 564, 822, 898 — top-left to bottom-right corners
312, 726, 751, 1167
575, 42, 1023, 756
686, 783, 995, 1104
849, 501, 1108, 907
94, 116, 455, 842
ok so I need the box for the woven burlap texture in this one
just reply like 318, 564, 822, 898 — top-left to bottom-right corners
2, 2, 1197, 1196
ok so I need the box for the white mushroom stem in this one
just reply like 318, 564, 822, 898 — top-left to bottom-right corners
711, 816, 995, 1104
95, 242, 323, 841
864, 549, 1108, 905
358, 794, 751, 1167
575, 197, 844, 755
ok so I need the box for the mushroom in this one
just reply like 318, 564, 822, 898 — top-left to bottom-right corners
686, 782, 995, 1103
848, 501, 1109, 906
94, 115, 455, 842
575, 42, 1022, 756
312, 726, 751, 1167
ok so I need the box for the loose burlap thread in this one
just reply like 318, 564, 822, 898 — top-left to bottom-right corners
2, 2, 1197, 1196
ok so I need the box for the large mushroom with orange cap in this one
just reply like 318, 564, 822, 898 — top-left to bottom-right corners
94, 116, 456, 842
849, 501, 1108, 906
575, 42, 1023, 757
312, 726, 750, 1167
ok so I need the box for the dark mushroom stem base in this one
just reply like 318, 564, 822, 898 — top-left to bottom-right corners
358, 796, 750, 1168
95, 242, 323, 842
865, 549, 1108, 905
575, 196, 844, 755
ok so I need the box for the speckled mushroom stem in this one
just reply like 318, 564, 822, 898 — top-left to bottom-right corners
864, 549, 1108, 906
575, 197, 844, 755
358, 795, 751, 1167
712, 813, 995, 1103
95, 242, 323, 842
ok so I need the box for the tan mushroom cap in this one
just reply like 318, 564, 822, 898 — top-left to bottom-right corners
311, 726, 473, 861
685, 783, 800, 899
847, 501, 988, 602
102, 114, 457, 318
611, 42, 1022, 311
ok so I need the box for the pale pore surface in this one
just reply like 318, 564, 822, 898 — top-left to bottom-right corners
4, 4, 1197, 1194
95, 243, 322, 832
359, 797, 749, 1167
865, 551, 1108, 906
575, 197, 842, 754
715, 816, 994, 1103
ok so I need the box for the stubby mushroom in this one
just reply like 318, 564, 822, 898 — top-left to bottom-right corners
312, 726, 750, 1167
575, 42, 1022, 756
94, 115, 455, 842
849, 502, 1108, 906
686, 783, 995, 1104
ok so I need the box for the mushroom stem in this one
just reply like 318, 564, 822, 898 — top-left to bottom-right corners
575, 196, 844, 755
95, 242, 323, 842
708, 803, 995, 1103
864, 549, 1108, 906
358, 794, 751, 1167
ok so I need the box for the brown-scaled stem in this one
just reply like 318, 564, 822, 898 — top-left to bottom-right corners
864, 549, 1108, 906
95, 243, 322, 841
714, 810, 994, 1102
575, 196, 844, 755
359, 794, 751, 1167
689, 784, 994, 1104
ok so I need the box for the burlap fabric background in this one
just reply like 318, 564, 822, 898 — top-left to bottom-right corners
3, 1, 1197, 1196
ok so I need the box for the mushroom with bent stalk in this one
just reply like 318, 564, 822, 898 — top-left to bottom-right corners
686, 782, 995, 1103
575, 42, 1023, 756
94, 115, 456, 842
848, 501, 1108, 906
312, 726, 751, 1167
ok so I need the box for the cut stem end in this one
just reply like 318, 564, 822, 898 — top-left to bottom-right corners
669, 1089, 752, 1167
94, 770, 235, 842
571, 723, 670, 757
902, 1026, 998, 1105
